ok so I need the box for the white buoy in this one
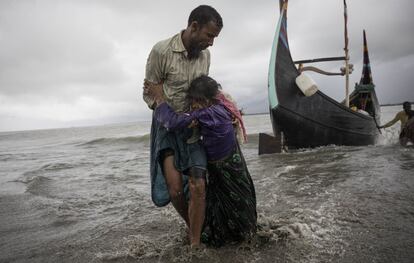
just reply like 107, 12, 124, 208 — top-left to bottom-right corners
295, 73, 318, 96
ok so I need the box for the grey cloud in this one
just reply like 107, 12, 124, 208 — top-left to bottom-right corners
0, 1, 127, 98
0, 0, 413, 131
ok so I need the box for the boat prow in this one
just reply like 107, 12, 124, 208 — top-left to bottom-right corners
260, 0, 381, 154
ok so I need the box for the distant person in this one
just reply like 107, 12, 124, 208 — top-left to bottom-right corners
146, 75, 257, 247
142, 5, 222, 247
380, 101, 414, 145
379, 102, 413, 130
399, 117, 414, 146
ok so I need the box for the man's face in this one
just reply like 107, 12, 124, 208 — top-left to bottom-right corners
188, 21, 221, 59
403, 103, 411, 111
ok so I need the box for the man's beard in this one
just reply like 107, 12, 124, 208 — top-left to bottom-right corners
187, 41, 202, 60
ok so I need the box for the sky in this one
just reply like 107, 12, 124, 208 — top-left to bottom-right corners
0, 0, 413, 132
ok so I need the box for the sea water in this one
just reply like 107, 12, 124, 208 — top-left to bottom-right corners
0, 106, 413, 262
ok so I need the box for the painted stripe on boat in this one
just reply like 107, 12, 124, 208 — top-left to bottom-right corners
268, 7, 286, 109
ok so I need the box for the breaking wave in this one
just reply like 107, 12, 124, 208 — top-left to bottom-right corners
78, 134, 150, 147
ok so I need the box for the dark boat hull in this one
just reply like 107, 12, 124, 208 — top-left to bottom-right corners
268, 1, 380, 149
272, 102, 378, 148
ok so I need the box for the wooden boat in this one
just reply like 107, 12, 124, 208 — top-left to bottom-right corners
259, 0, 381, 153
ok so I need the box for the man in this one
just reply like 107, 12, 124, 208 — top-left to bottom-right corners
142, 5, 222, 247
380, 102, 412, 130
400, 116, 414, 146
380, 101, 414, 145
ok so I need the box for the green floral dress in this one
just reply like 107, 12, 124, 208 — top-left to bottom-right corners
202, 144, 257, 247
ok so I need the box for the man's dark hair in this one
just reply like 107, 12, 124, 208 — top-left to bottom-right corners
403, 101, 413, 118
188, 5, 223, 29
403, 101, 411, 109
189, 75, 219, 102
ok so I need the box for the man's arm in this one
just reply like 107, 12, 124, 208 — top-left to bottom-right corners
143, 46, 165, 109
380, 112, 402, 128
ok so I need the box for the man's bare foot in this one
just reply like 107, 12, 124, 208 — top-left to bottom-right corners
190, 242, 206, 250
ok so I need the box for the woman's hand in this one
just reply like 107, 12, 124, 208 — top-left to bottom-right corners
232, 115, 239, 126
188, 120, 199, 128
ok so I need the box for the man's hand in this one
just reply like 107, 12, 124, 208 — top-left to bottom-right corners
143, 79, 164, 106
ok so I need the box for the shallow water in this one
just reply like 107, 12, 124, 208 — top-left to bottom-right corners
1, 106, 413, 262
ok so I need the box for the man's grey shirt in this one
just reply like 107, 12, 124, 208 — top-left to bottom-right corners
143, 32, 210, 112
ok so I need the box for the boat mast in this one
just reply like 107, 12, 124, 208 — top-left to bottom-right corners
343, 0, 350, 107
